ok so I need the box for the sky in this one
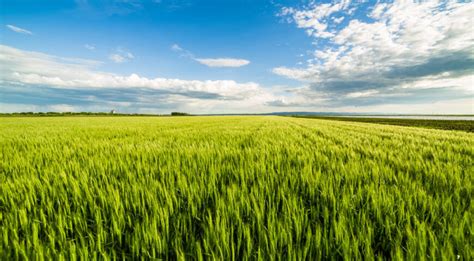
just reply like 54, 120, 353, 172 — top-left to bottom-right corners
1, 0, 473, 114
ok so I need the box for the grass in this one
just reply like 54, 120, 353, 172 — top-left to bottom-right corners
1, 116, 472, 260
291, 115, 474, 132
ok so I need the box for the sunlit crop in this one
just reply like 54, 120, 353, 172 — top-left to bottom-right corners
1, 116, 472, 259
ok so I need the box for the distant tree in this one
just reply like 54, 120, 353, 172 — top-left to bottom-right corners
171, 112, 190, 116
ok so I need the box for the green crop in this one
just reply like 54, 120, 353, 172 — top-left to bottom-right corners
1, 116, 472, 260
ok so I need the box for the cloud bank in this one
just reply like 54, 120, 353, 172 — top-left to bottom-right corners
274, 1, 474, 110
0, 45, 273, 113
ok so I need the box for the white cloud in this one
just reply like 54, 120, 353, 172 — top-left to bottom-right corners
109, 53, 126, 63
0, 102, 39, 112
171, 44, 183, 52
109, 47, 134, 63
0, 45, 274, 105
279, 1, 350, 38
398, 74, 474, 92
195, 58, 250, 68
346, 90, 379, 98
6, 25, 32, 35
49, 104, 76, 112
84, 44, 95, 50
332, 16, 344, 24
275, 1, 474, 104
171, 43, 194, 59
369, 3, 387, 19
272, 67, 312, 80
171, 44, 250, 68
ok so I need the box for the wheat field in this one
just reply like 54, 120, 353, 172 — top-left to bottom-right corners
1, 116, 472, 260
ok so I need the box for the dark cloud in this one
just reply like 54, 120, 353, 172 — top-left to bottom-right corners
275, 1, 474, 111
386, 51, 474, 79
0, 82, 224, 112
302, 50, 474, 106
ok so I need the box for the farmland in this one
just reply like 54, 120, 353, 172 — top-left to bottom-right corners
1, 116, 472, 260
291, 115, 474, 132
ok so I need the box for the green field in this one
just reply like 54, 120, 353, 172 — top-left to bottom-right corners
1, 116, 472, 260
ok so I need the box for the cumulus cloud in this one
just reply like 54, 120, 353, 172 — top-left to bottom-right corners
171, 43, 250, 68
278, 1, 350, 38
6, 25, 32, 35
0, 44, 275, 113
275, 1, 474, 108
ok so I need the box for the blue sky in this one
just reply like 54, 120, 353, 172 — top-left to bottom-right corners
1, 0, 473, 114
